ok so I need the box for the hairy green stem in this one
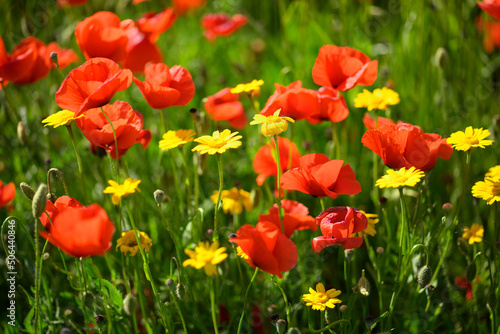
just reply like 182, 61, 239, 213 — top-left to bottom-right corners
237, 268, 259, 334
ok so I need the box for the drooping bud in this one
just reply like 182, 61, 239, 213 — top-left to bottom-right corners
339, 305, 347, 312
175, 283, 186, 300
154, 189, 165, 206
165, 278, 175, 292
43, 253, 50, 260
20, 182, 35, 201
417, 265, 432, 288
269, 314, 280, 327
123, 293, 137, 316
32, 184, 48, 218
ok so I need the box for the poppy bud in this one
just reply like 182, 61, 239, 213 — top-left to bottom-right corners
275, 319, 286, 334
376, 247, 384, 254
228, 233, 238, 240
286, 327, 301, 334
32, 184, 48, 218
165, 278, 175, 292
94, 315, 105, 327
189, 108, 198, 114
20, 182, 35, 201
64, 309, 72, 317
154, 189, 165, 206
457, 237, 469, 255
417, 265, 432, 288
206, 229, 214, 237
123, 293, 137, 316
50, 52, 59, 68
43, 253, 50, 260
442, 203, 453, 212
487, 293, 497, 311
466, 262, 477, 283
378, 196, 387, 205
17, 122, 27, 145
269, 314, 280, 326
344, 248, 355, 261
339, 305, 347, 312
355, 276, 371, 296
435, 47, 448, 68
364, 315, 374, 327
175, 283, 186, 300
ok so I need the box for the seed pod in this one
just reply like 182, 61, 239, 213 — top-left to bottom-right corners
20, 182, 35, 201
417, 265, 432, 288
466, 262, 477, 283
32, 184, 48, 218
123, 293, 137, 316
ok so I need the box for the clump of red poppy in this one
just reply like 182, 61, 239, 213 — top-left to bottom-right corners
253, 136, 301, 186
281, 153, 362, 199
204, 88, 247, 129
0, 180, 15, 209
0, 36, 77, 86
229, 221, 297, 278
202, 13, 248, 41
312, 45, 378, 91
477, 16, 500, 53
259, 199, 317, 238
311, 206, 368, 252
361, 121, 453, 171
478, 0, 500, 21
55, 57, 132, 116
39, 204, 115, 258
75, 101, 151, 158
173, 0, 206, 15
133, 63, 195, 109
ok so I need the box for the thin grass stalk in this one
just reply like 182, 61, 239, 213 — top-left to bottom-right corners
210, 277, 219, 334
237, 268, 259, 334
67, 125, 88, 203
272, 136, 285, 234
213, 154, 224, 241
274, 276, 290, 327
34, 219, 40, 333
100, 107, 120, 179
78, 258, 90, 334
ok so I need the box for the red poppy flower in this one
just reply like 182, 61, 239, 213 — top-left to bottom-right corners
202, 13, 248, 41
173, 0, 206, 15
39, 196, 83, 230
281, 153, 361, 199
204, 88, 247, 129
122, 29, 163, 73
454, 275, 480, 301
253, 136, 301, 186
75, 101, 151, 159
0, 180, 15, 208
229, 221, 297, 278
260, 81, 321, 121
362, 113, 396, 130
133, 63, 195, 109
478, 0, 500, 20
46, 42, 78, 69
259, 199, 317, 238
311, 206, 367, 252
39, 204, 115, 258
55, 58, 132, 116
312, 45, 378, 91
361, 122, 453, 171
477, 16, 500, 53
0, 37, 51, 85
307, 86, 349, 124
136, 8, 177, 43
75, 12, 130, 62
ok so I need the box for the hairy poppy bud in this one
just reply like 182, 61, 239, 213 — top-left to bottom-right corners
442, 203, 453, 212
154, 189, 165, 206
165, 278, 175, 292
20, 182, 35, 201
325, 308, 335, 324
417, 265, 432, 288
94, 315, 105, 327
466, 262, 477, 283
123, 293, 137, 316
275, 319, 286, 334
270, 314, 280, 326
32, 184, 48, 218
175, 283, 186, 300
43, 253, 50, 260
50, 52, 59, 68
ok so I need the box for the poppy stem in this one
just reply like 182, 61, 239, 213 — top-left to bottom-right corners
168, 150, 186, 218
248, 95, 260, 114
236, 268, 259, 334
67, 125, 88, 204
213, 154, 224, 241
307, 307, 350, 333
273, 136, 285, 234
34, 218, 40, 334
178, 149, 193, 217
78, 258, 90, 334
100, 107, 120, 179
210, 277, 220, 334
274, 276, 290, 327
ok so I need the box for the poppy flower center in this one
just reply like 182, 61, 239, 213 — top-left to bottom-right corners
313, 292, 329, 304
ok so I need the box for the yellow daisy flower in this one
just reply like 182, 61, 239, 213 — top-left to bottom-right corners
236, 246, 250, 261
302, 283, 342, 311
210, 187, 253, 214
375, 167, 425, 189
358, 210, 379, 237
103, 178, 141, 205
353, 87, 400, 111
182, 240, 228, 276
486, 165, 500, 178
116, 230, 153, 256
462, 224, 484, 245
159, 129, 195, 151
447, 127, 494, 151
472, 176, 500, 205
250, 109, 295, 137
191, 129, 242, 155
42, 110, 83, 128
230, 79, 264, 95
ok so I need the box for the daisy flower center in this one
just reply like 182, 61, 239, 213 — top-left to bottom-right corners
465, 135, 480, 145
491, 183, 500, 196
313, 292, 330, 304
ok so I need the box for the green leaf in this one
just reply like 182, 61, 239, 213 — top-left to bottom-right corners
100, 279, 123, 312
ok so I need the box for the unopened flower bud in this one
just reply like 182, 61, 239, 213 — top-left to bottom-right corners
435, 47, 448, 68
20, 182, 35, 201
378, 196, 387, 205
355, 276, 371, 296
175, 283, 186, 300
123, 293, 137, 316
154, 189, 165, 206
442, 203, 453, 212
50, 52, 59, 68
17, 122, 27, 145
189, 108, 198, 114
324, 308, 335, 324
344, 248, 354, 261
269, 314, 280, 326
275, 319, 286, 334
166, 278, 175, 292
286, 327, 301, 334
339, 304, 348, 312
417, 265, 432, 288
32, 184, 48, 218
228, 233, 238, 240
43, 253, 50, 260
206, 229, 214, 237
466, 262, 477, 283
60, 328, 71, 334
376, 247, 384, 254
364, 315, 374, 327
94, 315, 105, 327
